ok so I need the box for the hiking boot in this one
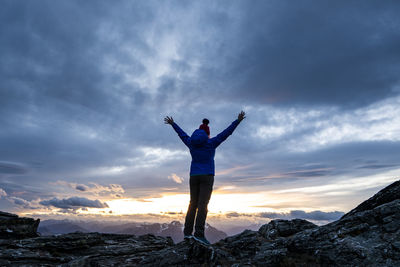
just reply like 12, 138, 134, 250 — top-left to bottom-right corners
184, 235, 193, 240
193, 235, 210, 245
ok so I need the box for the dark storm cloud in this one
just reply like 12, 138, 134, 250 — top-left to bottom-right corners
202, 0, 400, 107
0, 0, 159, 134
0, 1, 188, 192
3, 0, 393, 111
1, 0, 399, 130
0, 1, 134, 169
39, 197, 109, 209
1, 0, 400, 216
0, 0, 160, 113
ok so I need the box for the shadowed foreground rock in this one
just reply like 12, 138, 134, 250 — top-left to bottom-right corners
1, 180, 399, 266
0, 211, 39, 239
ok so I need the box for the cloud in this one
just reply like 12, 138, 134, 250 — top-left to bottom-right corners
39, 197, 109, 209
222, 210, 344, 222
225, 212, 253, 218
204, 1, 400, 107
289, 210, 344, 221
54, 181, 125, 196
0, 161, 27, 174
258, 210, 344, 221
0, 188, 40, 209
7, 196, 39, 209
76, 184, 89, 191
9, 197, 30, 207
358, 164, 397, 170
168, 173, 184, 184
0, 188, 8, 197
85, 183, 125, 195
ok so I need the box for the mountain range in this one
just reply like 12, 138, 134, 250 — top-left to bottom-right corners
38, 219, 227, 243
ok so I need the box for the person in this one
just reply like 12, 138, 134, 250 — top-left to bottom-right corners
164, 111, 246, 245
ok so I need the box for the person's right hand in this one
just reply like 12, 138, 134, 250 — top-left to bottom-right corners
238, 111, 246, 122
164, 116, 174, 125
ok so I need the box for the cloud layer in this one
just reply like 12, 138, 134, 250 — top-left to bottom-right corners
0, 1, 399, 220
39, 197, 109, 209
258, 210, 344, 221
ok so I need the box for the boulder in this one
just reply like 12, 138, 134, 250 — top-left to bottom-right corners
0, 211, 40, 239
258, 218, 317, 239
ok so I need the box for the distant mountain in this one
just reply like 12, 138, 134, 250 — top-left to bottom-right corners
38, 220, 227, 243
38, 220, 89, 235
222, 223, 262, 236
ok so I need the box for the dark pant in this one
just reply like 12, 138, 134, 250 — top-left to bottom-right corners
183, 175, 214, 237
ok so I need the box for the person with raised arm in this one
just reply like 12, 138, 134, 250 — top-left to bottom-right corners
164, 111, 246, 245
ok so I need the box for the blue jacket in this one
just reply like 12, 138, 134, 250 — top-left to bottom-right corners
172, 120, 240, 175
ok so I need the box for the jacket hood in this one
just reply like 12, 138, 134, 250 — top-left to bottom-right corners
190, 129, 208, 147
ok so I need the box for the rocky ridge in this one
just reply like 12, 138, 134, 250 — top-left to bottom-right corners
1, 180, 399, 266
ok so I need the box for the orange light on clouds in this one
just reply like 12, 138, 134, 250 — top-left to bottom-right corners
98, 192, 300, 215
21, 169, 400, 220
106, 194, 190, 214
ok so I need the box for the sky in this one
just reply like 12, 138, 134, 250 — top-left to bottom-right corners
1, 0, 400, 229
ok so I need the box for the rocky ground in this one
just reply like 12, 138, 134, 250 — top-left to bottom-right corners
1, 179, 399, 266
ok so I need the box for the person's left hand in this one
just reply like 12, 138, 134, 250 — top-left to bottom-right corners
238, 111, 246, 122
164, 116, 174, 125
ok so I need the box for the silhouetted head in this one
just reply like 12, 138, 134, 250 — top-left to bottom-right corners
202, 118, 209, 125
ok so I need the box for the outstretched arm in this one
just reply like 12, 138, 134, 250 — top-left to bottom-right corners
210, 111, 246, 148
164, 116, 191, 147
